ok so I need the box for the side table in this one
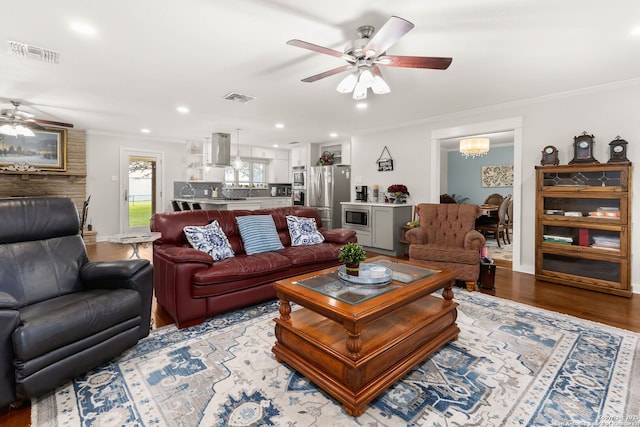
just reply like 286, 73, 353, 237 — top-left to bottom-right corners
109, 232, 161, 258
399, 225, 412, 258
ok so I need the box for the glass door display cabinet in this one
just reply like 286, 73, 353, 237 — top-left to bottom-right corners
535, 163, 632, 297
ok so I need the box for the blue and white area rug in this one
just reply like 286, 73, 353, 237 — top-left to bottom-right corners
33, 292, 639, 426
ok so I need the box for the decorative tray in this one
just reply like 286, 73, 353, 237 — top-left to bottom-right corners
337, 263, 393, 286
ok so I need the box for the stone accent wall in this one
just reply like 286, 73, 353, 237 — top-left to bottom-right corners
0, 129, 87, 212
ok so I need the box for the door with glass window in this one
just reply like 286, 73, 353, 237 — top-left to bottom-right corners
120, 149, 163, 233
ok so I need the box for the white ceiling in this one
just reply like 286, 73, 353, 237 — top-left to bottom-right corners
2, 1, 639, 148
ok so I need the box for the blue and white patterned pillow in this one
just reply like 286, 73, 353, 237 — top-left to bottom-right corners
236, 215, 284, 255
286, 215, 325, 246
183, 220, 235, 261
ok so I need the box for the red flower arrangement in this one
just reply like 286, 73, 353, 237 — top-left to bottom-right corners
387, 184, 409, 195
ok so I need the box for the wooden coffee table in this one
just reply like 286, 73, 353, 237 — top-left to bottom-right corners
272, 256, 458, 416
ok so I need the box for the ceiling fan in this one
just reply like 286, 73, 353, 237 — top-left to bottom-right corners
0, 100, 74, 137
287, 15, 452, 100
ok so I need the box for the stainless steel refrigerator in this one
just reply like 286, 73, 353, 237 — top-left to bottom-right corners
307, 165, 351, 230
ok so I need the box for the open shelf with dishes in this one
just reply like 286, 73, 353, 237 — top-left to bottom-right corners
535, 163, 632, 297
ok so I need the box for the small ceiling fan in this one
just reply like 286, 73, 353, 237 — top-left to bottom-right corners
0, 100, 74, 136
287, 15, 452, 100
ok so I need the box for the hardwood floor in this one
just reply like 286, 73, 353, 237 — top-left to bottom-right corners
2, 242, 638, 426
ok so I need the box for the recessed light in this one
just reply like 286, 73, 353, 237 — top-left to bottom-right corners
272, 144, 279, 148
176, 106, 190, 114
70, 21, 97, 36
275, 123, 285, 129
631, 26, 640, 36
141, 128, 151, 134
329, 132, 338, 138
356, 102, 368, 110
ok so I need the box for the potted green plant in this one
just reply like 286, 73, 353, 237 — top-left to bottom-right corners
338, 242, 367, 276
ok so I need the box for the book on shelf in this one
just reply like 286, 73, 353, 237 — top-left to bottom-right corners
588, 207, 620, 218
543, 234, 573, 244
588, 211, 620, 218
564, 211, 583, 217
544, 209, 564, 215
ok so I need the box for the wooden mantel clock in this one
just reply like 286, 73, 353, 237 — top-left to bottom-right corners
540, 145, 559, 166
569, 132, 599, 164
608, 136, 629, 163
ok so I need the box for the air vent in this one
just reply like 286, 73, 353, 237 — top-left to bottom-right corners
222, 92, 255, 104
7, 40, 60, 64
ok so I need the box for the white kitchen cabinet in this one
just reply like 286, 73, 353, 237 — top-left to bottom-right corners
341, 203, 412, 256
251, 147, 275, 159
261, 198, 292, 209
290, 145, 308, 167
269, 158, 291, 183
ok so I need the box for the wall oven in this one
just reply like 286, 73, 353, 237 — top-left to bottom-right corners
292, 166, 305, 188
293, 189, 305, 206
343, 206, 370, 230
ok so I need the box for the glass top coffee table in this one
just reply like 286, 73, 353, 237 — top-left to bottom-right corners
272, 256, 458, 417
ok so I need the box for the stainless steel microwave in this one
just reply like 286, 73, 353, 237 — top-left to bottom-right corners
344, 207, 370, 229
292, 166, 305, 187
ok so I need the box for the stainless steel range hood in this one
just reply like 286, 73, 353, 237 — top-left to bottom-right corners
204, 132, 231, 166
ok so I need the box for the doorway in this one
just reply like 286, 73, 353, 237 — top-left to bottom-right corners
430, 117, 523, 270
120, 149, 164, 233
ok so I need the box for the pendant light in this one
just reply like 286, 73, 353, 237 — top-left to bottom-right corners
233, 128, 243, 169
459, 138, 490, 158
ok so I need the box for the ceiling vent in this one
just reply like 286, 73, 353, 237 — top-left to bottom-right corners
222, 92, 255, 104
7, 40, 60, 64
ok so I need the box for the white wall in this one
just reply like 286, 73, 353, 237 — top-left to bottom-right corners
352, 79, 640, 293
86, 132, 185, 236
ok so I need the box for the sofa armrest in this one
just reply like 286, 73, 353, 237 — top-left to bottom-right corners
405, 227, 427, 244
80, 260, 154, 338
0, 291, 19, 408
464, 230, 486, 251
155, 246, 215, 265
321, 228, 357, 244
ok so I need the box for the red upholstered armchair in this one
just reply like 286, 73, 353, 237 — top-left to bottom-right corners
405, 203, 486, 291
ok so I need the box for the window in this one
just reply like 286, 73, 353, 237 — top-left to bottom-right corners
225, 159, 268, 187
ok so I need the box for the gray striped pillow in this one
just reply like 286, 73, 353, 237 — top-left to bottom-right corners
236, 215, 284, 255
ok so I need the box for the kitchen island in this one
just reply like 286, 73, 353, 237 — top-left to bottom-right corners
173, 197, 292, 211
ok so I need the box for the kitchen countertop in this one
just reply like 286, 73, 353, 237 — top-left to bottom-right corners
340, 201, 413, 208
174, 196, 290, 204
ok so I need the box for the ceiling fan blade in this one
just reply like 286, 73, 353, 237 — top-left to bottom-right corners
287, 39, 355, 63
377, 55, 452, 70
33, 118, 74, 128
23, 121, 46, 131
301, 64, 354, 83
363, 16, 414, 58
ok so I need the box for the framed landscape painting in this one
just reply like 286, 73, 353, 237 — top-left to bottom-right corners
0, 128, 67, 171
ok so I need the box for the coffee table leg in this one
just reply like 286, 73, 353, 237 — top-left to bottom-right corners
346, 330, 362, 359
278, 298, 291, 322
442, 280, 455, 303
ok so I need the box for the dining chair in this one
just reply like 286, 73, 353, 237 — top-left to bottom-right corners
476, 194, 511, 247
483, 193, 504, 206
504, 198, 513, 244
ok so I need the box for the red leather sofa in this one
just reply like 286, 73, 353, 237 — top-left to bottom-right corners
150, 206, 357, 328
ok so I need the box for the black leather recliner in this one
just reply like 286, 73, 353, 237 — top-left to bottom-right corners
0, 196, 153, 409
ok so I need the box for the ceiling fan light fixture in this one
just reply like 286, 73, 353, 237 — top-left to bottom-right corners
460, 138, 490, 158
352, 81, 368, 100
0, 124, 34, 137
358, 68, 375, 86
336, 73, 358, 93
371, 75, 391, 94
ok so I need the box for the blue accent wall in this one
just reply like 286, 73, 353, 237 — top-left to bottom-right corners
447, 146, 514, 205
